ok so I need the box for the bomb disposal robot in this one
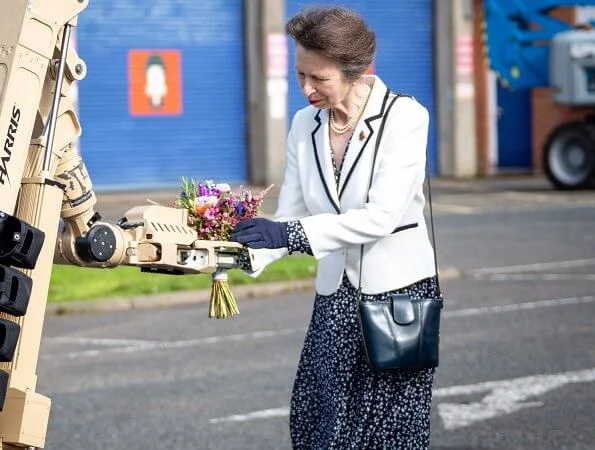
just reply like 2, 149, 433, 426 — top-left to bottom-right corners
0, 2, 244, 448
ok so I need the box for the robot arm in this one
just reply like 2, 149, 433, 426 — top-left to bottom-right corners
0, 2, 244, 449
54, 141, 244, 276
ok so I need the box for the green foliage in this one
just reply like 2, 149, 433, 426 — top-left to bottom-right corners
48, 255, 317, 303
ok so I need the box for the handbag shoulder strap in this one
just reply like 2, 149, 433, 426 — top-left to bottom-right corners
424, 141, 441, 296
358, 92, 442, 297
365, 93, 401, 196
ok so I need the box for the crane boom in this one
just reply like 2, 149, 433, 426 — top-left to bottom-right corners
483, 0, 595, 90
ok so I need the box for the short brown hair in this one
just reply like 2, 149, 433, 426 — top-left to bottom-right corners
285, 6, 376, 81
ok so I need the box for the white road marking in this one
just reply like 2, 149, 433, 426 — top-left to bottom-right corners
45, 337, 155, 346
434, 191, 595, 213
48, 328, 306, 359
502, 191, 559, 203
476, 273, 595, 282
472, 258, 595, 275
435, 367, 595, 430
208, 368, 595, 427
210, 408, 290, 424
442, 295, 595, 318
44, 295, 595, 359
502, 191, 595, 206
433, 203, 477, 214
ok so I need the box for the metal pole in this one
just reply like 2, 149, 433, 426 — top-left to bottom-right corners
43, 24, 73, 172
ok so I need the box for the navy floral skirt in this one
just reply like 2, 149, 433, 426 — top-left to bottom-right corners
289, 275, 439, 450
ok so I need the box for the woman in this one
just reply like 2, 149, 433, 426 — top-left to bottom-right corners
231, 6, 438, 449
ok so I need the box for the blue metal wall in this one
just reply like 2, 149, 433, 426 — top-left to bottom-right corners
497, 85, 533, 168
285, 0, 437, 173
76, 1, 246, 191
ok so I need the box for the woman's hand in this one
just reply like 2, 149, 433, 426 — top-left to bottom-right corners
230, 218, 288, 249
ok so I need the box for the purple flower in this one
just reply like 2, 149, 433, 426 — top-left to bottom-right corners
236, 203, 246, 217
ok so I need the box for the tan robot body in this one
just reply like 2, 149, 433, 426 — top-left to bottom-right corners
0, 2, 243, 448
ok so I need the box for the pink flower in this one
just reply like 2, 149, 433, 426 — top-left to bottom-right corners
204, 208, 216, 220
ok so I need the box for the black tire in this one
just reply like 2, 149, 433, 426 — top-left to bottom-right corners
543, 121, 595, 190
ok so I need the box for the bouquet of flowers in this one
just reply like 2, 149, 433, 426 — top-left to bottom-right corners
173, 178, 273, 319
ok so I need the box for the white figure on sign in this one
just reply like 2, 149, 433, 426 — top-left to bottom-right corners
145, 55, 168, 109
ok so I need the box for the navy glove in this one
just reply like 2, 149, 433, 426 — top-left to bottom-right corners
230, 218, 288, 249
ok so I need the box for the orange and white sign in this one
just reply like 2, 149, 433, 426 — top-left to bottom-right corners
128, 49, 183, 116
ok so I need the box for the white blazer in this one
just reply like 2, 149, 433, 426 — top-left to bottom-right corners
249, 75, 436, 295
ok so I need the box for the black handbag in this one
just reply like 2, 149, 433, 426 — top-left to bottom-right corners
357, 94, 443, 371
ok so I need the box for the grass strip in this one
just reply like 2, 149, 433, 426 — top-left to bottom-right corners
48, 255, 317, 303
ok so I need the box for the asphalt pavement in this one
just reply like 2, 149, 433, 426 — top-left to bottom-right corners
28, 173, 595, 449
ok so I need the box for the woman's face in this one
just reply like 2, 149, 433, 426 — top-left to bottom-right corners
295, 45, 351, 109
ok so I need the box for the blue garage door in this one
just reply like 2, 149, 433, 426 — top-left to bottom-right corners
497, 85, 532, 169
76, 1, 246, 191
285, 1, 436, 173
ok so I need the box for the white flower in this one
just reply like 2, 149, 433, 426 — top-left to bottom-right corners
216, 183, 231, 192
195, 195, 219, 206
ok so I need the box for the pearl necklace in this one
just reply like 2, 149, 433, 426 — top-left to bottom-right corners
329, 87, 371, 135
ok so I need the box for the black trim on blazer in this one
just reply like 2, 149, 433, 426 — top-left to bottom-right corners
392, 222, 418, 234
311, 109, 341, 214
338, 89, 391, 199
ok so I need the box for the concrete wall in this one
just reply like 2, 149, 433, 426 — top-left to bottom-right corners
244, 0, 287, 187
436, 0, 478, 178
